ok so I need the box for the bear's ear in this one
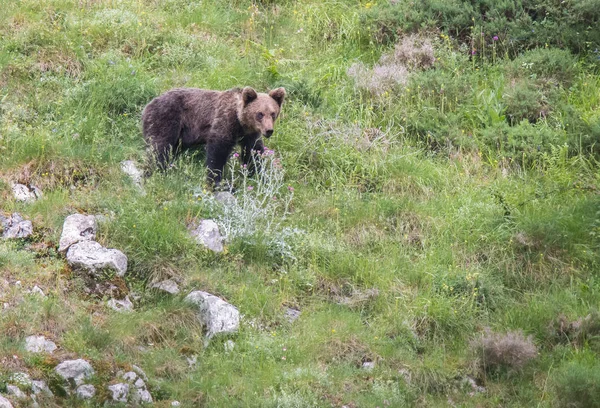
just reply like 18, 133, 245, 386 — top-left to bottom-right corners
269, 87, 286, 107
242, 87, 258, 106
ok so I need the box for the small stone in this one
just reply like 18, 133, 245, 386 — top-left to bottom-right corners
0, 396, 13, 408
30, 286, 45, 298
121, 371, 137, 382
185, 291, 240, 338
132, 388, 153, 404
54, 359, 95, 387
108, 383, 129, 402
31, 381, 52, 396
134, 378, 145, 389
6, 385, 25, 400
67, 241, 127, 277
12, 184, 41, 203
107, 296, 134, 313
186, 355, 197, 368
171, 402, 181, 407
76, 384, 95, 399
362, 361, 376, 371
190, 220, 223, 252
59, 214, 97, 252
0, 213, 33, 239
214, 191, 236, 205
150, 279, 180, 295
25, 335, 57, 354
284, 307, 301, 323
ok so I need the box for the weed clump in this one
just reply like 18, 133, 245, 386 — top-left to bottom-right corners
347, 35, 434, 96
470, 328, 537, 372
548, 311, 600, 348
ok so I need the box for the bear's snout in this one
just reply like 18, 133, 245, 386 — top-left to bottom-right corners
265, 129, 274, 138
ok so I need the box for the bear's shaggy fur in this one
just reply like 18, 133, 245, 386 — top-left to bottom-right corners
142, 86, 285, 186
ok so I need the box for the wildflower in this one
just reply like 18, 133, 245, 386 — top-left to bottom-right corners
493, 35, 499, 41
287, 186, 294, 192
471, 50, 477, 55
247, 186, 254, 191
281, 356, 286, 360
233, 152, 239, 158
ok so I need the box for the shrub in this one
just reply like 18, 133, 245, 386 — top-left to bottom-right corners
470, 328, 537, 372
553, 361, 600, 408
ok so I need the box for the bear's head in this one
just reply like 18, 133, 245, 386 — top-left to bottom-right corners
239, 87, 286, 138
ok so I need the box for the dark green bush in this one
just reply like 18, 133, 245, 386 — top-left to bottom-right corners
553, 361, 600, 408
360, 0, 600, 56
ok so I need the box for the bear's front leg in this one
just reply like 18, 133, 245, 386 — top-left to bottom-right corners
242, 137, 264, 177
206, 142, 234, 189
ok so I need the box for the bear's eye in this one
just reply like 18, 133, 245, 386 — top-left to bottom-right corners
256, 112, 264, 120
271, 113, 276, 119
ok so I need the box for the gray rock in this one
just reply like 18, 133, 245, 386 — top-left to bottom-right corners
59, 214, 97, 252
107, 296, 133, 313
76, 384, 95, 399
214, 191, 236, 205
190, 220, 223, 252
0, 396, 13, 408
12, 184, 41, 203
31, 381, 52, 396
150, 279, 180, 295
0, 213, 33, 239
5, 386, 25, 400
171, 402, 181, 407
108, 383, 129, 402
185, 291, 239, 338
55, 359, 95, 387
132, 365, 148, 382
66, 241, 127, 277
284, 307, 301, 323
134, 378, 145, 389
25, 335, 57, 354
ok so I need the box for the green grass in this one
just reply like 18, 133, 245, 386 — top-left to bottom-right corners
1, 0, 599, 406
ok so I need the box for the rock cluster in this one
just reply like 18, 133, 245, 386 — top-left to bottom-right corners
108, 369, 153, 404
12, 184, 42, 203
189, 219, 223, 252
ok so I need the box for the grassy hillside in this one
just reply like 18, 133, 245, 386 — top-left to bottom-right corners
1, 0, 600, 406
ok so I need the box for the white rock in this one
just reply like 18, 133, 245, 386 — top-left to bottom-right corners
150, 279, 180, 295
133, 388, 153, 403
134, 378, 145, 389
5, 386, 25, 400
0, 396, 13, 408
30, 286, 45, 298
12, 184, 41, 203
76, 384, 95, 399
25, 335, 57, 354
55, 359, 95, 387
66, 241, 127, 277
108, 383, 129, 402
362, 361, 376, 371
58, 214, 97, 252
31, 380, 52, 396
0, 213, 33, 239
121, 371, 137, 382
190, 220, 223, 252
171, 402, 181, 407
107, 296, 133, 313
185, 291, 239, 338
120, 160, 144, 187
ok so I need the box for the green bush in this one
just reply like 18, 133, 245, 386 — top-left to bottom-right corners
553, 361, 600, 408
360, 0, 600, 56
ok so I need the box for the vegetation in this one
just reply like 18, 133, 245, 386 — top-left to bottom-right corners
0, 0, 599, 406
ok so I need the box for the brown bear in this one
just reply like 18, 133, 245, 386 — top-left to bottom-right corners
141, 86, 286, 187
